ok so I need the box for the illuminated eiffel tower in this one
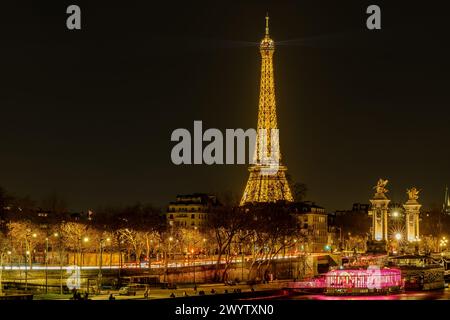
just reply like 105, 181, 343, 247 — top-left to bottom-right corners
444, 186, 450, 215
240, 15, 294, 206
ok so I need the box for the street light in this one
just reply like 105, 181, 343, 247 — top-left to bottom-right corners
53, 232, 64, 294
164, 236, 174, 282
440, 237, 448, 252
45, 237, 49, 293
98, 238, 110, 293
79, 236, 89, 268
191, 248, 196, 287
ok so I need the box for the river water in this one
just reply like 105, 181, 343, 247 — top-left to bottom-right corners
288, 288, 450, 300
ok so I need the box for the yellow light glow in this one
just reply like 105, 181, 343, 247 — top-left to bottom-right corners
240, 16, 293, 206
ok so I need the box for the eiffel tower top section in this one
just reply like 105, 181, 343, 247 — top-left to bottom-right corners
260, 14, 275, 51
254, 13, 281, 164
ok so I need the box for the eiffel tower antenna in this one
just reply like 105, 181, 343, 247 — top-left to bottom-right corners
240, 15, 293, 206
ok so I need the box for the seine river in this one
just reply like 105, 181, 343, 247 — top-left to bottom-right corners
288, 288, 450, 300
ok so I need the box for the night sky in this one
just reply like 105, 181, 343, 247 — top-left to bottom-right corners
1, 1, 449, 211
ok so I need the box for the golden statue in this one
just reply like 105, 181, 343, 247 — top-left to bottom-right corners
374, 178, 389, 195
407, 187, 420, 201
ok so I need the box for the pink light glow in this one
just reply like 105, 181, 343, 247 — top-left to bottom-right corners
325, 268, 402, 289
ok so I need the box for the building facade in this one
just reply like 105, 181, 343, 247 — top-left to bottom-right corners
166, 193, 218, 228
291, 202, 329, 253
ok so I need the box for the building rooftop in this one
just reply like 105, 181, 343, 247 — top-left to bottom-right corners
169, 193, 220, 206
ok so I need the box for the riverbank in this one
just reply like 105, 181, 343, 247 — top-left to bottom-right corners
32, 280, 291, 300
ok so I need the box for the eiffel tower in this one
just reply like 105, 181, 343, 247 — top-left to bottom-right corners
240, 15, 294, 206
444, 186, 450, 215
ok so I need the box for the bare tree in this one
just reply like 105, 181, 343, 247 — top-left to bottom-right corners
208, 206, 251, 282
245, 204, 300, 281
286, 174, 308, 202
0, 232, 10, 295
7, 220, 42, 268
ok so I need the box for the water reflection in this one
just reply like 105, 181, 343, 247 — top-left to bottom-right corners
289, 288, 450, 300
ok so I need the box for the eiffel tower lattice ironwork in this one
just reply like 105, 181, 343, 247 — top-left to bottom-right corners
240, 15, 294, 206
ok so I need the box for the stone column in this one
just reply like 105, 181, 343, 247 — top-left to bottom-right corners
404, 188, 421, 242
367, 179, 390, 254
370, 197, 390, 241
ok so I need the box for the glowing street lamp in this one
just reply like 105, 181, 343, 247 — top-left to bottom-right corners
440, 237, 448, 252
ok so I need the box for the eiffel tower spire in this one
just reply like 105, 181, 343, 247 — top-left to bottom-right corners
240, 16, 294, 206
444, 186, 450, 215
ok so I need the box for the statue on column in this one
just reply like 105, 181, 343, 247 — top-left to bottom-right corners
367, 178, 390, 254
374, 178, 389, 195
404, 187, 421, 245
406, 187, 420, 201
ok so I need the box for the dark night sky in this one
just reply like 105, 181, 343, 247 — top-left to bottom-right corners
1, 1, 449, 211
